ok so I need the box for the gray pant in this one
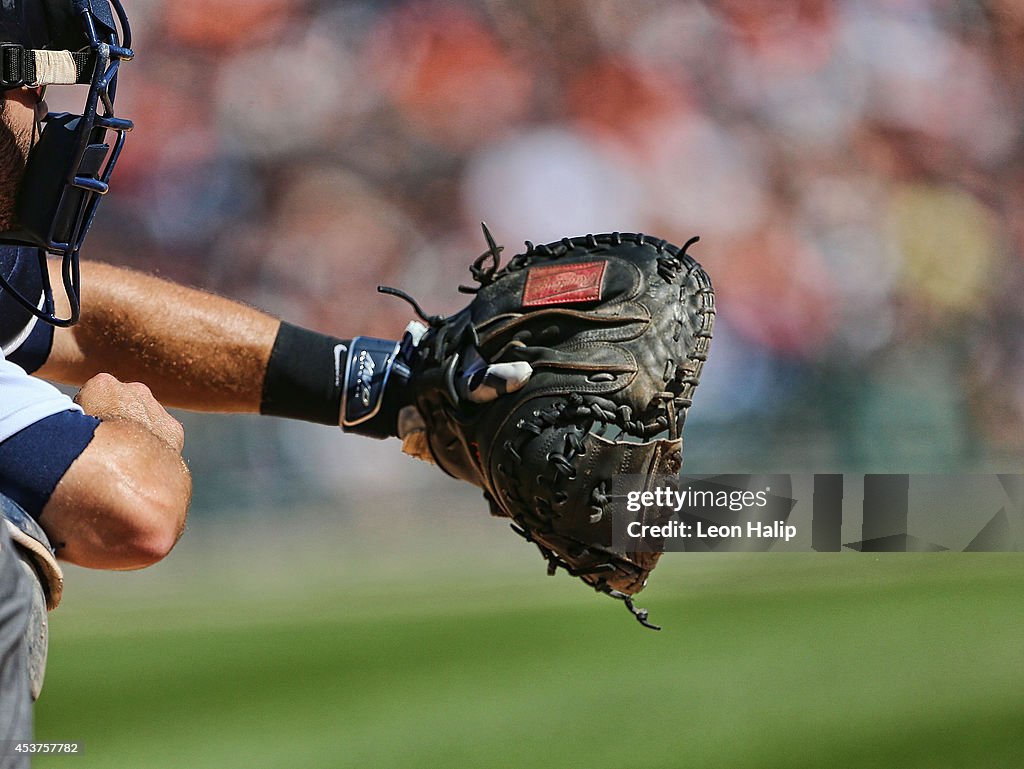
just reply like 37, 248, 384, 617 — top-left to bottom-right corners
0, 518, 32, 768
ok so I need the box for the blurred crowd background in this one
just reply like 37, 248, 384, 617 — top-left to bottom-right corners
67, 0, 1024, 514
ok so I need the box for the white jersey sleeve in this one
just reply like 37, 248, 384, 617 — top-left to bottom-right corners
0, 349, 83, 443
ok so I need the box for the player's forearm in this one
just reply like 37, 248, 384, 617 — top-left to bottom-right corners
38, 260, 386, 429
37, 259, 280, 412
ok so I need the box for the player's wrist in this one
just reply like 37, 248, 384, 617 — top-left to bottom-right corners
259, 321, 414, 438
259, 321, 349, 426
337, 335, 412, 439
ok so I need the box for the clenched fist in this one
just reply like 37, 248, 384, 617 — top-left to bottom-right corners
74, 373, 185, 453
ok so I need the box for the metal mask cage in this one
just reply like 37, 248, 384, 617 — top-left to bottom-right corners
0, 0, 133, 327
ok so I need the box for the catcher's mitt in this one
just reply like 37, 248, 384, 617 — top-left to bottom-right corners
382, 227, 715, 629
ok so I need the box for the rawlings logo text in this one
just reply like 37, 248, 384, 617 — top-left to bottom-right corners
522, 261, 607, 308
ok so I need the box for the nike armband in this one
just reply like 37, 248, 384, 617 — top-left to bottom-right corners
259, 322, 410, 437
259, 322, 347, 426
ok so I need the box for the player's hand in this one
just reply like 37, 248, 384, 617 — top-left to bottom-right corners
74, 373, 185, 453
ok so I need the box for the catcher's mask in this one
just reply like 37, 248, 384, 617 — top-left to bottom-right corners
0, 0, 132, 327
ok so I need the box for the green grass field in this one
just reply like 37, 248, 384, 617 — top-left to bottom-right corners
33, 552, 1024, 769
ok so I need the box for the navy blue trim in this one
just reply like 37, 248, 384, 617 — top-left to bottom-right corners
6, 317, 53, 374
0, 246, 51, 370
0, 410, 99, 520
0, 246, 45, 323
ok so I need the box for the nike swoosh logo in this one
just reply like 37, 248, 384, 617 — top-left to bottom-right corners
333, 343, 348, 388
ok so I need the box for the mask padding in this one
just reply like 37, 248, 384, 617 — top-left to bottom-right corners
12, 112, 107, 248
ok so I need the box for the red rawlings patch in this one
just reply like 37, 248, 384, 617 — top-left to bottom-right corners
521, 261, 607, 308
